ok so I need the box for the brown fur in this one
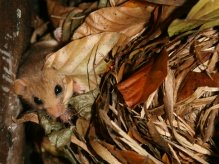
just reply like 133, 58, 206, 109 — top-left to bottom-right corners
14, 41, 72, 121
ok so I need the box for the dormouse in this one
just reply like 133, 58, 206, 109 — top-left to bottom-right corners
14, 40, 73, 122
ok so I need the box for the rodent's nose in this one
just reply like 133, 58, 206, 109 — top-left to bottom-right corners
47, 103, 66, 118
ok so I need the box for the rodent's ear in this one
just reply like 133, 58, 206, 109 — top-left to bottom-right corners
13, 79, 27, 96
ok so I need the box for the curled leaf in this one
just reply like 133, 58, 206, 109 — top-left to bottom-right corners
12, 113, 39, 124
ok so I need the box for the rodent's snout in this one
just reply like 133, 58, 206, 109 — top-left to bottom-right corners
46, 103, 66, 118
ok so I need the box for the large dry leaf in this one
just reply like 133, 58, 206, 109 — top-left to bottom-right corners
45, 32, 127, 92
117, 48, 168, 108
168, 0, 219, 36
73, 1, 155, 40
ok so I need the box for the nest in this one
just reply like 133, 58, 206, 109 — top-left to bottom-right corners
16, 0, 219, 163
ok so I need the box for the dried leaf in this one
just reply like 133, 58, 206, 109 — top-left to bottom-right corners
99, 142, 127, 163
46, 32, 127, 93
76, 118, 90, 138
128, 127, 150, 145
117, 48, 168, 108
111, 121, 163, 163
46, 0, 82, 27
178, 71, 219, 101
48, 126, 73, 148
163, 68, 175, 127
13, 113, 39, 124
172, 129, 211, 155
38, 110, 63, 134
166, 140, 209, 164
144, 0, 185, 6
206, 44, 219, 73
147, 119, 169, 153
41, 137, 60, 156
199, 103, 219, 142
161, 153, 171, 164
91, 140, 122, 163
103, 142, 150, 164
168, 144, 181, 164
114, 150, 149, 164
73, 1, 155, 40
203, 109, 219, 142
70, 135, 93, 156
68, 89, 99, 119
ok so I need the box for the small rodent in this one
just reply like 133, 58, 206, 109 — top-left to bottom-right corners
14, 40, 73, 122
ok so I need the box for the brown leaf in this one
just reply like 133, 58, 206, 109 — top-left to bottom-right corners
45, 32, 127, 96
118, 150, 154, 164
12, 113, 39, 124
146, 119, 169, 153
76, 118, 90, 138
161, 153, 171, 164
128, 127, 150, 145
178, 71, 219, 101
163, 69, 175, 127
89, 140, 121, 164
73, 1, 155, 40
71, 135, 93, 156
144, 0, 185, 6
41, 137, 60, 156
117, 48, 168, 108
102, 141, 155, 164
202, 108, 219, 142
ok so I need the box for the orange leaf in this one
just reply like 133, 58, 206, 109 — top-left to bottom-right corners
119, 150, 149, 164
117, 49, 168, 108
178, 71, 219, 101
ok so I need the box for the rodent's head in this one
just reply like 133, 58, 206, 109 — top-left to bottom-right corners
14, 68, 73, 122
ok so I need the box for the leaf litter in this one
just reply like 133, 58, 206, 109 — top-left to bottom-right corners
15, 0, 219, 163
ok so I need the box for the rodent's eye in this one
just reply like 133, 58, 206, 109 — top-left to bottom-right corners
33, 96, 43, 105
54, 84, 62, 96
